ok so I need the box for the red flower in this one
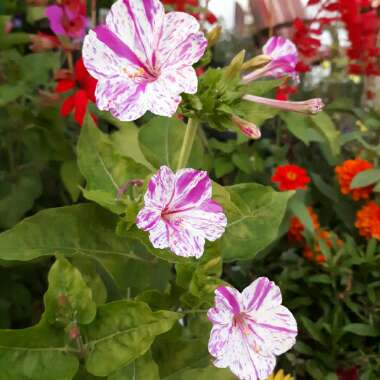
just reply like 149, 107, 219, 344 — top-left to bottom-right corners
55, 57, 97, 126
272, 164, 311, 191
275, 83, 298, 101
337, 367, 359, 380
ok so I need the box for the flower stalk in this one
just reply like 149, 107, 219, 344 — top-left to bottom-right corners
176, 118, 199, 170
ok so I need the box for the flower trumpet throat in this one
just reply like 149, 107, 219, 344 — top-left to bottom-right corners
243, 95, 324, 115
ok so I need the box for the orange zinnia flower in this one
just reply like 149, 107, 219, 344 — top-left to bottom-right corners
288, 207, 320, 242
335, 159, 374, 200
355, 201, 380, 240
272, 164, 311, 191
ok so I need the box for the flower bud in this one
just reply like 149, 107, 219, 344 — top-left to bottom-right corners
231, 115, 261, 139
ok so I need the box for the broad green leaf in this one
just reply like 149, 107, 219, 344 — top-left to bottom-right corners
0, 173, 42, 229
108, 351, 159, 380
78, 116, 149, 214
311, 112, 340, 156
26, 6, 46, 23
71, 258, 107, 305
84, 300, 181, 377
61, 160, 83, 202
350, 168, 380, 189
44, 257, 97, 326
0, 319, 79, 380
138, 117, 204, 169
220, 183, 292, 261
281, 113, 323, 145
110, 124, 153, 169
343, 323, 380, 337
0, 204, 171, 292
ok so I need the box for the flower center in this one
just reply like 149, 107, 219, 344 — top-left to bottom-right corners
122, 65, 160, 82
286, 172, 297, 181
233, 312, 261, 353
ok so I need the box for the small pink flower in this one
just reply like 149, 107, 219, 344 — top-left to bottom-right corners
208, 277, 297, 380
136, 166, 227, 258
243, 36, 298, 83
82, 0, 207, 121
46, 1, 87, 39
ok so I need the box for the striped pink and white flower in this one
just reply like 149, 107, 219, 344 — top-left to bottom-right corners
243, 36, 298, 83
208, 277, 298, 380
136, 166, 227, 258
82, 0, 207, 121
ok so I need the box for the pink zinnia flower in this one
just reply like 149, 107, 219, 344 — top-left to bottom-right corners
208, 278, 298, 380
46, 0, 87, 39
243, 36, 298, 83
82, 0, 207, 121
136, 166, 227, 258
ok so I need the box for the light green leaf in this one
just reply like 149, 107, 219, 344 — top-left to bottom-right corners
84, 301, 181, 377
78, 115, 149, 214
0, 319, 79, 380
220, 183, 292, 261
110, 124, 153, 169
288, 192, 314, 234
311, 112, 340, 156
61, 160, 83, 202
350, 168, 380, 189
108, 351, 159, 380
343, 323, 380, 337
138, 117, 204, 169
44, 257, 97, 326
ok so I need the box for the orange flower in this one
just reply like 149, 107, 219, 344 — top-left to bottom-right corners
355, 201, 380, 240
288, 207, 320, 242
335, 159, 374, 200
272, 164, 311, 191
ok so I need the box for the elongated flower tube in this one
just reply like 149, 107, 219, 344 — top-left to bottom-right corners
243, 36, 298, 84
82, 0, 207, 121
231, 115, 261, 139
208, 277, 297, 380
136, 166, 227, 258
243, 95, 324, 115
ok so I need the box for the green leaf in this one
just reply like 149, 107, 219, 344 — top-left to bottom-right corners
311, 112, 340, 156
0, 204, 171, 292
108, 351, 159, 380
300, 316, 326, 345
77, 115, 150, 214
84, 301, 181, 377
110, 124, 153, 170
26, 6, 46, 23
162, 366, 236, 380
214, 156, 234, 178
220, 184, 292, 261
0, 84, 25, 106
61, 160, 83, 202
343, 323, 380, 337
244, 79, 283, 96
0, 319, 79, 380
44, 257, 97, 326
350, 168, 380, 189
0, 173, 42, 229
281, 113, 323, 145
138, 117, 204, 169
288, 192, 314, 234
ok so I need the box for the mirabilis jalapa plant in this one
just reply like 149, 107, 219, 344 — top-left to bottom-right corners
0, 0, 324, 379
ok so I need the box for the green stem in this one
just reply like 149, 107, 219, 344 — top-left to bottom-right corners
176, 118, 199, 171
